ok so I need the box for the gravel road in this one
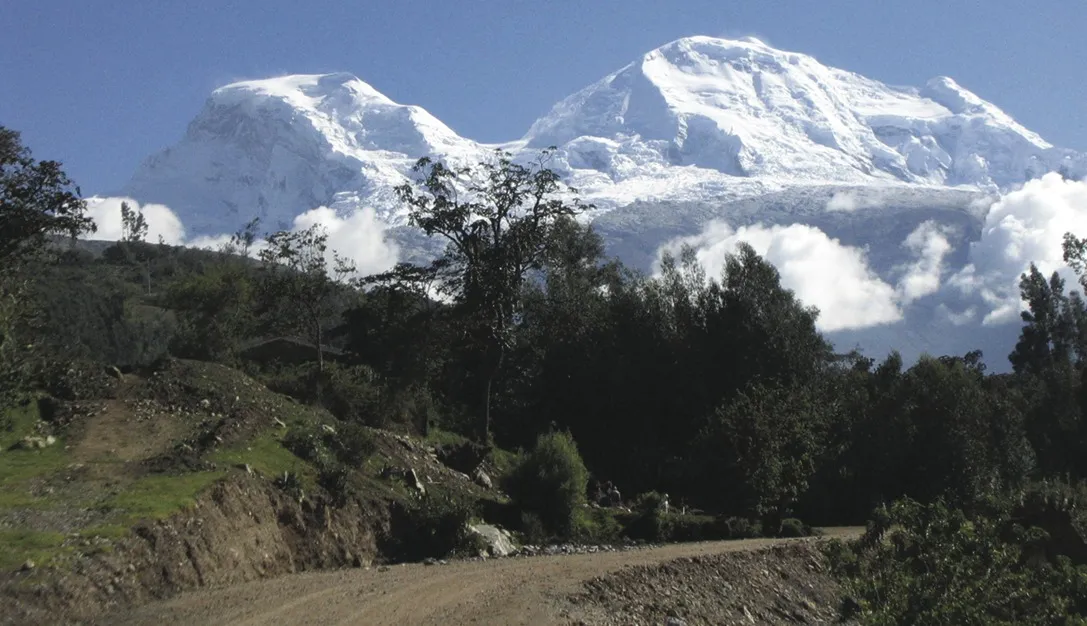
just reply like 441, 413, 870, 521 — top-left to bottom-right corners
102, 528, 861, 626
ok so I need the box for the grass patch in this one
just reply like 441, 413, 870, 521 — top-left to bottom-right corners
0, 530, 67, 570
211, 431, 302, 478
104, 471, 225, 523
0, 400, 70, 508
424, 428, 471, 448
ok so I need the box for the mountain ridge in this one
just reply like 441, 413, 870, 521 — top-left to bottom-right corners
112, 35, 1085, 237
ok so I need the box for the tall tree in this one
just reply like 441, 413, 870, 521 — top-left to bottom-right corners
258, 224, 355, 383
119, 201, 153, 294
0, 126, 95, 265
394, 148, 589, 441
0, 126, 95, 409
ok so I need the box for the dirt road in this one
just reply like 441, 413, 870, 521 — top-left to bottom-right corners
102, 528, 860, 626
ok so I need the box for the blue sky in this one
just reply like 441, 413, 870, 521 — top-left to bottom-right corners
2, 0, 1085, 195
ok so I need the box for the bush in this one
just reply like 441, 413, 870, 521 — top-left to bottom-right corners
317, 461, 351, 504
625, 491, 673, 542
503, 431, 589, 538
390, 491, 479, 561
520, 511, 549, 545
826, 497, 1087, 625
283, 420, 374, 468
722, 516, 762, 539
778, 517, 808, 538
572, 507, 624, 544
320, 363, 383, 425
668, 514, 725, 542
330, 421, 376, 466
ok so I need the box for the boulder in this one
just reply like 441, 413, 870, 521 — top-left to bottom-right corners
472, 467, 493, 490
468, 523, 518, 558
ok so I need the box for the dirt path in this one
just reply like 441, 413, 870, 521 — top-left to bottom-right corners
103, 528, 861, 626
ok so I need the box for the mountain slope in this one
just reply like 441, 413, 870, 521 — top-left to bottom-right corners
528, 36, 1080, 199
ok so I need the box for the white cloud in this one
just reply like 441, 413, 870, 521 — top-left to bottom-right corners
825, 188, 904, 213
83, 197, 400, 278
84, 197, 186, 244
657, 222, 902, 332
949, 173, 1087, 325
825, 192, 859, 212
291, 206, 400, 277
896, 221, 953, 304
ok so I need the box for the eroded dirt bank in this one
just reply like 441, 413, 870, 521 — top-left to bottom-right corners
3, 475, 389, 625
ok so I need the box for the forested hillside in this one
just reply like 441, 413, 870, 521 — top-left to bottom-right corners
4, 125, 1087, 623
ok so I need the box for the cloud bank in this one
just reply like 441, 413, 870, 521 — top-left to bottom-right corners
657, 222, 903, 332
85, 197, 186, 244
657, 173, 1087, 350
83, 197, 400, 277
949, 173, 1087, 324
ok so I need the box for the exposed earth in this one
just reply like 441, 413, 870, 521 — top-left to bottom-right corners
100, 530, 860, 626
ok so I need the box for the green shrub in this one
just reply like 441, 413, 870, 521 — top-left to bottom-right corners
520, 511, 549, 545
668, 514, 725, 542
826, 497, 1087, 625
625, 491, 673, 542
778, 517, 808, 538
572, 507, 624, 544
722, 516, 762, 539
284, 420, 374, 468
317, 461, 351, 504
390, 491, 478, 560
503, 431, 589, 538
320, 363, 382, 425
330, 421, 376, 466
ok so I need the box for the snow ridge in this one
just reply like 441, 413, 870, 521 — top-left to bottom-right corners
115, 36, 1085, 237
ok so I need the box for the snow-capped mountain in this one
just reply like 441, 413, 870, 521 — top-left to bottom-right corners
120, 72, 488, 234
116, 36, 1084, 238
528, 36, 1081, 202
102, 36, 1087, 369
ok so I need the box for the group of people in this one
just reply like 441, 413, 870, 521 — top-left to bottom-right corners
590, 480, 677, 514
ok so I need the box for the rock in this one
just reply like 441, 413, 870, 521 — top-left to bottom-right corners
320, 424, 337, 436
665, 618, 688, 626
200, 398, 211, 409
20, 560, 35, 572
472, 468, 493, 490
18, 436, 55, 450
468, 523, 519, 558
423, 557, 438, 566
407, 468, 426, 495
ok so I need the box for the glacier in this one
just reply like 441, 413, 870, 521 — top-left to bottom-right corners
98, 36, 1087, 369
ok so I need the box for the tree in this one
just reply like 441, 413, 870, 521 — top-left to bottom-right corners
0, 127, 95, 410
258, 224, 356, 384
1010, 264, 1080, 374
119, 200, 154, 294
120, 201, 148, 243
394, 148, 589, 441
0, 126, 95, 266
705, 382, 831, 530
220, 217, 261, 259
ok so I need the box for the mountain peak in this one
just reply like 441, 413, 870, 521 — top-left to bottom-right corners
525, 35, 1064, 188
210, 73, 395, 108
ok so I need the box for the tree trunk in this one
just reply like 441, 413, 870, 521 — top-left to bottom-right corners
483, 375, 492, 443
315, 320, 324, 402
